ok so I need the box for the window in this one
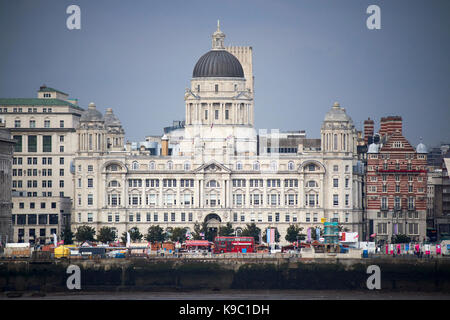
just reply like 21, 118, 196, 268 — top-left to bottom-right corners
13, 136, 22, 152
333, 165, 339, 172
88, 165, 93, 172
87, 213, 93, 222
60, 135, 64, 142
88, 194, 93, 206
60, 120, 64, 128
88, 178, 93, 188
288, 162, 295, 171
215, 109, 219, 120
60, 146, 64, 152
345, 178, 349, 188
14, 120, 21, 128
149, 161, 155, 170
333, 179, 339, 188
333, 195, 339, 206
215, 84, 219, 92
236, 162, 242, 170
60, 169, 64, 176
59, 157, 64, 165
132, 161, 139, 170
44, 120, 50, 128
29, 120, 35, 128
184, 162, 191, 171
28, 135, 37, 152
225, 109, 229, 120
308, 164, 316, 171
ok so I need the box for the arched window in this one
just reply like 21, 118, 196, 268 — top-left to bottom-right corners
306, 180, 318, 188
132, 161, 139, 170
149, 161, 155, 170
287, 161, 295, 171
270, 161, 278, 172
108, 180, 120, 188
236, 162, 242, 171
253, 161, 260, 171
308, 164, 316, 172
206, 180, 220, 188
106, 164, 118, 172
166, 161, 173, 170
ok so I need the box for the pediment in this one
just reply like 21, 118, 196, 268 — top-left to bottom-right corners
193, 160, 231, 173
184, 89, 200, 100
233, 91, 252, 100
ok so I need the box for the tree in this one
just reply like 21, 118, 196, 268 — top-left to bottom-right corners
391, 234, 411, 244
170, 227, 187, 242
121, 227, 143, 243
241, 223, 261, 244
192, 222, 203, 240
219, 222, 234, 236
75, 225, 96, 243
262, 227, 280, 244
97, 227, 117, 244
285, 225, 306, 243
191, 221, 216, 241
60, 226, 74, 245
145, 225, 166, 243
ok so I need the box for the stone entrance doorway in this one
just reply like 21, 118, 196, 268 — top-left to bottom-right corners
204, 213, 221, 240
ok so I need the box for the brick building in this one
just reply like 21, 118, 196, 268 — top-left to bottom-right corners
366, 116, 428, 243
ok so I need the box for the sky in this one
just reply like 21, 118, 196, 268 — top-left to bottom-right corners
0, 0, 449, 148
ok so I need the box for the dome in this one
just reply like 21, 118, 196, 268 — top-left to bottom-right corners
367, 143, 379, 154
80, 102, 103, 122
104, 108, 121, 127
193, 50, 244, 78
324, 102, 352, 122
416, 142, 427, 154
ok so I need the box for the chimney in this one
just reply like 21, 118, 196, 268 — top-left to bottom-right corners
161, 134, 169, 156
379, 116, 402, 139
363, 118, 374, 145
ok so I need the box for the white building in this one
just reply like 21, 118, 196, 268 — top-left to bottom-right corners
71, 24, 364, 244
0, 86, 83, 243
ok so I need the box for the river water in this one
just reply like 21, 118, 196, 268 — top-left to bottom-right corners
4, 290, 450, 300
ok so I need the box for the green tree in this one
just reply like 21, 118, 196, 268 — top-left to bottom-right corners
262, 227, 280, 244
75, 225, 96, 243
191, 221, 216, 241
219, 222, 235, 236
97, 227, 117, 244
241, 223, 261, 244
391, 234, 411, 244
145, 225, 166, 243
121, 227, 143, 243
170, 227, 187, 242
285, 224, 306, 243
60, 226, 74, 245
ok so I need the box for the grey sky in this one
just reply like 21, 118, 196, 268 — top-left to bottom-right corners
1, 0, 449, 148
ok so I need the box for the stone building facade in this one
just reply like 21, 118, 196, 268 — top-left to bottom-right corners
71, 25, 364, 244
0, 86, 83, 243
0, 124, 15, 245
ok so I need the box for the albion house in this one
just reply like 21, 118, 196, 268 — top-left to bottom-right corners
71, 24, 365, 244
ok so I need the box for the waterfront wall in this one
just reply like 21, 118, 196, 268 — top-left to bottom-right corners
1, 258, 450, 293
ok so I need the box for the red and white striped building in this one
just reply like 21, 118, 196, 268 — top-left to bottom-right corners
366, 117, 427, 243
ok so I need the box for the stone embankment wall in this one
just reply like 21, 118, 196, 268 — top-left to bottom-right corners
1, 257, 450, 293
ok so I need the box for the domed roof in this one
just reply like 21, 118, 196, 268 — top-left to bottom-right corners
104, 108, 121, 127
367, 143, 379, 154
80, 102, 103, 122
416, 142, 427, 154
324, 102, 352, 122
193, 50, 244, 78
